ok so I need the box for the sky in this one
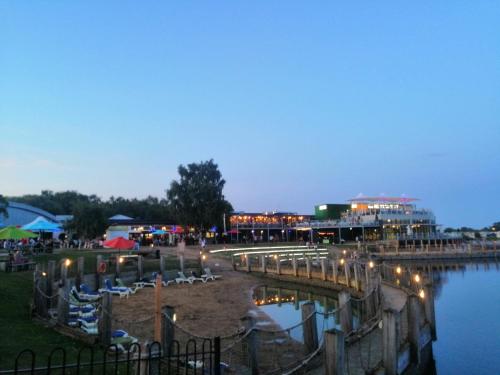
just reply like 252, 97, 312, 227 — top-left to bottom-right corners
0, 1, 499, 228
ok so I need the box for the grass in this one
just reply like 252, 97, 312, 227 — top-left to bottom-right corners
0, 249, 201, 370
0, 271, 87, 370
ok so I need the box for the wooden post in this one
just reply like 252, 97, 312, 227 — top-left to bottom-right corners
331, 260, 338, 284
138, 255, 144, 280
179, 254, 185, 273
294, 290, 300, 310
344, 261, 351, 288
276, 256, 281, 275
338, 292, 352, 333
305, 257, 312, 279
423, 284, 437, 340
261, 255, 267, 273
382, 308, 400, 375
408, 295, 422, 364
277, 287, 282, 307
245, 256, 251, 272
161, 306, 175, 357
321, 258, 327, 281
160, 255, 166, 275
292, 256, 298, 277
324, 329, 345, 375
154, 273, 163, 342
301, 302, 318, 354
241, 316, 258, 375
76, 257, 84, 290
47, 260, 56, 309
353, 262, 360, 291
96, 255, 103, 289
231, 256, 236, 270
57, 280, 69, 326
100, 292, 112, 347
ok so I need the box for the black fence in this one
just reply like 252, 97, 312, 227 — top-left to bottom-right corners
1, 338, 221, 375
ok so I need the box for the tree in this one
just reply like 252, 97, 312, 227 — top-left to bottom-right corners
443, 227, 456, 233
67, 203, 107, 239
166, 159, 233, 230
0, 195, 8, 218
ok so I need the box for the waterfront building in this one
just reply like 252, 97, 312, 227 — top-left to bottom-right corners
229, 212, 312, 242
0, 201, 60, 227
295, 195, 440, 243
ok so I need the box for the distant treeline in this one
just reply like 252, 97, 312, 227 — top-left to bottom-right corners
8, 190, 173, 222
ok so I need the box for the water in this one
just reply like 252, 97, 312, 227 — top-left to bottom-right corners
252, 287, 360, 342
432, 263, 500, 374
253, 262, 500, 374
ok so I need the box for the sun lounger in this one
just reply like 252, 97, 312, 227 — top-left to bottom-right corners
134, 272, 160, 288
175, 272, 194, 284
201, 268, 222, 281
115, 278, 138, 294
110, 330, 139, 352
80, 284, 102, 299
70, 287, 100, 304
98, 279, 131, 298
162, 273, 176, 287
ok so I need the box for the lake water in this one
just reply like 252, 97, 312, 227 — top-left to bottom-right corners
432, 263, 500, 374
254, 262, 500, 374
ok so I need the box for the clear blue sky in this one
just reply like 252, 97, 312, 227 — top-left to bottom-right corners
1, 1, 499, 228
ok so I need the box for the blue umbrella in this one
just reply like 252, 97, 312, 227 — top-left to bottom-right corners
151, 229, 167, 235
22, 216, 61, 232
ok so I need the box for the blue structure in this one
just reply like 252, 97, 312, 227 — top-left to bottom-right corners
0, 201, 58, 227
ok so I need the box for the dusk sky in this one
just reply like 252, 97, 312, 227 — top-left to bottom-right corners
1, 1, 499, 228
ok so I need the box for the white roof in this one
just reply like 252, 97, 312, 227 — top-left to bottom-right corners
109, 214, 133, 220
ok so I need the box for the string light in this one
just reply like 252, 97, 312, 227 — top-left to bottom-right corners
396, 266, 402, 274
119, 257, 124, 264
419, 289, 425, 299
42, 272, 47, 277
64, 259, 71, 267
369, 261, 374, 269
202, 255, 207, 260
340, 259, 345, 265
343, 250, 347, 255
414, 274, 420, 283
173, 313, 177, 322
273, 255, 278, 260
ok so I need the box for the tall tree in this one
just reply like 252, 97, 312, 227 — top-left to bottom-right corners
166, 159, 233, 230
67, 203, 107, 239
0, 195, 8, 218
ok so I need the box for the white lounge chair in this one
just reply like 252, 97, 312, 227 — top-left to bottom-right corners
98, 279, 131, 298
201, 268, 222, 281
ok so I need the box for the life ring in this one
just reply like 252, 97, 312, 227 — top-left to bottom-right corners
98, 261, 107, 274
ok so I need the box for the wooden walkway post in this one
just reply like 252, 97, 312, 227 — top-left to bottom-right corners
382, 308, 400, 375
241, 316, 258, 375
154, 273, 163, 342
60, 260, 68, 287
408, 295, 422, 364
321, 258, 327, 281
353, 262, 360, 291
261, 255, 266, 273
305, 257, 312, 279
292, 256, 298, 276
344, 261, 351, 288
423, 283, 437, 340
338, 292, 352, 333
99, 293, 112, 347
115, 255, 121, 277
301, 302, 318, 354
331, 260, 338, 284
76, 257, 84, 290
161, 305, 175, 357
324, 329, 345, 375
138, 255, 144, 280
245, 255, 251, 272
276, 256, 281, 275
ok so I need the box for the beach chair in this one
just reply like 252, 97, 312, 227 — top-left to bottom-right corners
201, 268, 222, 281
134, 272, 160, 288
115, 278, 138, 294
99, 279, 131, 298
110, 330, 139, 352
79, 284, 102, 300
70, 286, 99, 304
162, 272, 176, 287
175, 272, 194, 284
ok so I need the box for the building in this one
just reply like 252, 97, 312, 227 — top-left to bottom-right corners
229, 211, 312, 242
295, 195, 440, 243
0, 201, 59, 227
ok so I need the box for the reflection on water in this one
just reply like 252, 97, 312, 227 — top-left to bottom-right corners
252, 286, 360, 342
431, 263, 500, 375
